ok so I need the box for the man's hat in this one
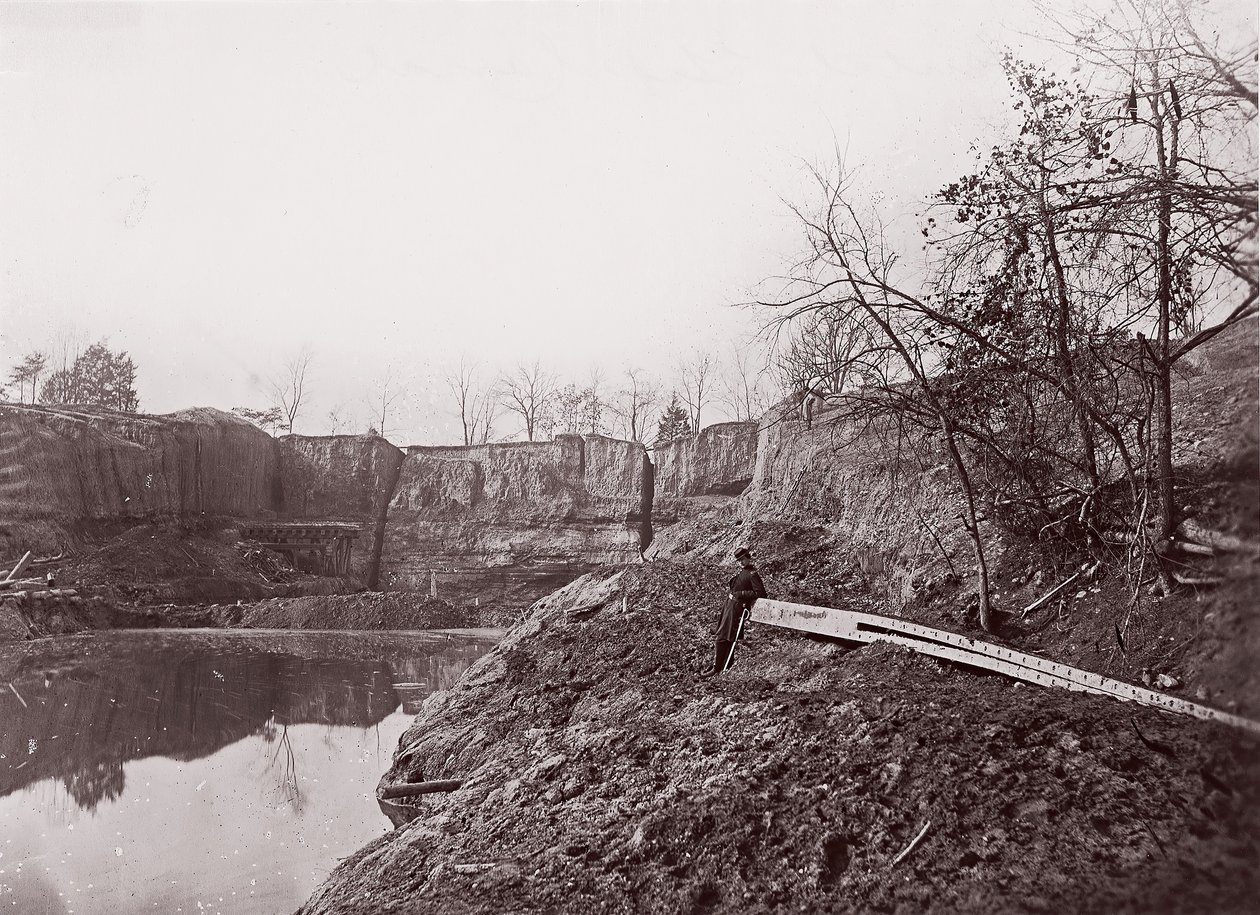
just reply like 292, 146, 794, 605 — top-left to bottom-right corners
734, 547, 752, 561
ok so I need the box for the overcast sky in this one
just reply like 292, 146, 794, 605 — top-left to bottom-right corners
1, 0, 1209, 443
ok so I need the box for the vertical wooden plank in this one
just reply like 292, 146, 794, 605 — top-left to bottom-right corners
4, 551, 32, 584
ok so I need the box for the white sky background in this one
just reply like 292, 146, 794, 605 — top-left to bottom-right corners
3, 0, 1244, 443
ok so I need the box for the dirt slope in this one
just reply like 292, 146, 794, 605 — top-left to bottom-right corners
299, 563, 1259, 915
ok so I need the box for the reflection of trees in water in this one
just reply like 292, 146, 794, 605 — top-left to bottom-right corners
265, 721, 305, 812
0, 634, 494, 813
60, 760, 126, 813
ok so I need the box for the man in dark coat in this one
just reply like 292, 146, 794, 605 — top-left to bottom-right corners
701, 546, 768, 678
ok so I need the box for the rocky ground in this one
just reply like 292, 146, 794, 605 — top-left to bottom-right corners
298, 557, 1260, 915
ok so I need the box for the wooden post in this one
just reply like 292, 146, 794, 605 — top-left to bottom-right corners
4, 552, 32, 584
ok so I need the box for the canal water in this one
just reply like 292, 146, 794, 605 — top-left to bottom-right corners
0, 628, 498, 914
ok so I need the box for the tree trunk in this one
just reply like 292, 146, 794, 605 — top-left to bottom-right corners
1150, 83, 1178, 595
942, 415, 995, 633
1040, 189, 1101, 491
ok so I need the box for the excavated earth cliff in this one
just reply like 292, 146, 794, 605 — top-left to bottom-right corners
0, 412, 654, 635
378, 435, 649, 608
277, 433, 405, 585
0, 404, 278, 558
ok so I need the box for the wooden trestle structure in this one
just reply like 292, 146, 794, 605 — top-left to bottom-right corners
751, 599, 1260, 735
240, 522, 361, 576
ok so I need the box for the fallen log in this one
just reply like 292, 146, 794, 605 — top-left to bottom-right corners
0, 577, 46, 591
1177, 520, 1254, 554
1172, 572, 1225, 587
1172, 539, 1216, 557
379, 779, 464, 800
0, 552, 64, 569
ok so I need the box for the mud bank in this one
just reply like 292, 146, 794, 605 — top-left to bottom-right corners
0, 590, 477, 642
299, 563, 1259, 915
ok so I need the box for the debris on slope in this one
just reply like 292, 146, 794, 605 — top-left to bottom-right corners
300, 562, 1260, 915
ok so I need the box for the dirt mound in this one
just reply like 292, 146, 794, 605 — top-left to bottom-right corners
229, 591, 475, 630
1, 590, 476, 641
300, 563, 1259, 915
38, 519, 349, 607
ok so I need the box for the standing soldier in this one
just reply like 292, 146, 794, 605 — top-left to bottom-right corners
701, 547, 768, 678
799, 373, 827, 429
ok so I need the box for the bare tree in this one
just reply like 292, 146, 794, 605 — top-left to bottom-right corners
771, 306, 885, 402
583, 367, 606, 435
677, 351, 715, 433
499, 360, 557, 442
326, 403, 357, 435
270, 348, 313, 435
472, 389, 499, 445
232, 405, 284, 435
444, 357, 498, 446
1032, 0, 1258, 588
718, 344, 775, 423
610, 367, 660, 442
366, 366, 407, 440
38, 328, 88, 404
759, 165, 999, 632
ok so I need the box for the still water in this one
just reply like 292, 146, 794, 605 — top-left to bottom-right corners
0, 628, 498, 914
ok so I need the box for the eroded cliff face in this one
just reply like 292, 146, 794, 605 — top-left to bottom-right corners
645, 421, 761, 559
653, 421, 759, 503
0, 405, 278, 557
0, 406, 655, 605
646, 405, 966, 605
744, 409, 965, 597
277, 434, 405, 584
278, 434, 404, 519
0, 401, 947, 608
378, 435, 648, 606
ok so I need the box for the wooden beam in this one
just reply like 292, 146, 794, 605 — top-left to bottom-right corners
379, 779, 464, 800
751, 599, 1260, 735
4, 552, 32, 584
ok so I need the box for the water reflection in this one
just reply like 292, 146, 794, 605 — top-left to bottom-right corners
0, 628, 495, 913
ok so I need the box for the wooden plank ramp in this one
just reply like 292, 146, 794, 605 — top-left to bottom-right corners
751, 599, 1260, 736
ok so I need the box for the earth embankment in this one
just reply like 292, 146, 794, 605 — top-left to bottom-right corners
300, 563, 1259, 915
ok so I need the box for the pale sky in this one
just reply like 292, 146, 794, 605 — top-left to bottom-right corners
0, 0, 1164, 443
